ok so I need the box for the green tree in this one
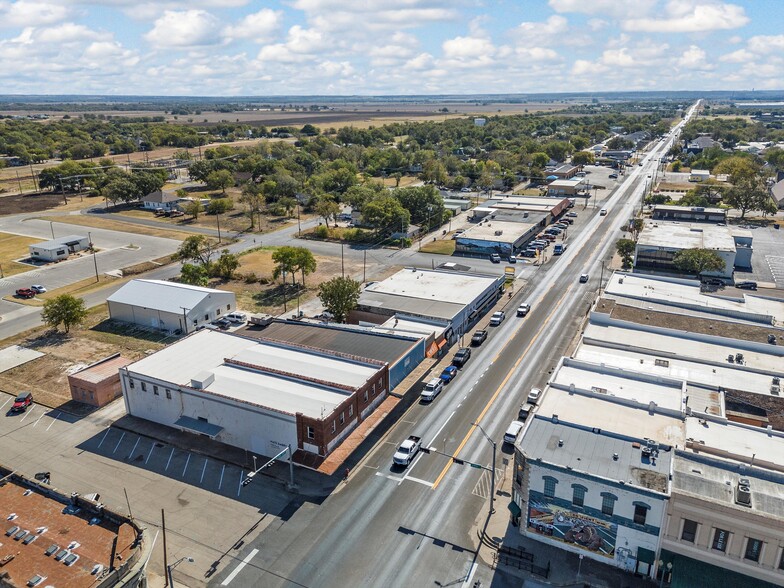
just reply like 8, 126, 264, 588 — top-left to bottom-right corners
315, 197, 340, 225
722, 174, 769, 219
615, 238, 636, 269
318, 276, 361, 323
572, 151, 595, 166
104, 177, 138, 206
239, 183, 265, 228
629, 218, 644, 240
210, 250, 240, 280
180, 263, 209, 286
206, 169, 234, 194
181, 200, 204, 219
713, 156, 758, 184
177, 235, 216, 266
362, 194, 410, 233
294, 247, 317, 286
41, 294, 88, 334
272, 246, 303, 285
278, 196, 297, 218
206, 198, 234, 215
673, 248, 726, 277
392, 172, 402, 187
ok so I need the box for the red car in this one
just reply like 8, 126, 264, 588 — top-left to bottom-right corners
10, 392, 33, 412
15, 288, 35, 299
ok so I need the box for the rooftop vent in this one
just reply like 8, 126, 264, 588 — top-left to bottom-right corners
612, 453, 619, 461
558, 439, 564, 447
736, 479, 752, 506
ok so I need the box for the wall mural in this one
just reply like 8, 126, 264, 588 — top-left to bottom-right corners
527, 498, 617, 559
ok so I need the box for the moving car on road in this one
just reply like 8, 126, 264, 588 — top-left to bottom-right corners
471, 330, 488, 346
736, 281, 758, 290
517, 303, 531, 317
599, 209, 608, 216
579, 273, 589, 283
393, 436, 422, 467
490, 254, 501, 263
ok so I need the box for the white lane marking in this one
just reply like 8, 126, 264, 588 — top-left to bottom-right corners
97, 429, 110, 449
462, 563, 478, 587
375, 472, 433, 487
46, 412, 59, 431
428, 411, 455, 446
128, 437, 141, 460
200, 459, 208, 484
218, 464, 225, 489
165, 448, 175, 471
112, 431, 126, 454
237, 471, 244, 497
0, 398, 10, 411
220, 548, 259, 586
182, 453, 191, 477
145, 443, 156, 464
32, 412, 45, 427
19, 406, 34, 423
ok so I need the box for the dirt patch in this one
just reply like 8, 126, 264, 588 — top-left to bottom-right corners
0, 192, 71, 215
42, 214, 191, 241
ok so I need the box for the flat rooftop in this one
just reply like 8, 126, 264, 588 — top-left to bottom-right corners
533, 387, 685, 448
0, 472, 139, 588
548, 179, 585, 188
553, 358, 686, 412
126, 329, 382, 418
520, 416, 671, 494
459, 220, 536, 243
673, 453, 784, 519
238, 320, 419, 364
684, 418, 784, 470
604, 272, 784, 323
70, 355, 133, 384
376, 316, 445, 339
653, 205, 725, 215
637, 221, 737, 251
488, 195, 569, 209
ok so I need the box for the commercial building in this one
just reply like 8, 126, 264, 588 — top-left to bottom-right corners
551, 164, 579, 179
238, 319, 425, 389
121, 329, 389, 459
0, 465, 150, 587
634, 221, 753, 278
107, 279, 236, 334
547, 179, 585, 196
651, 205, 727, 224
68, 353, 132, 407
29, 235, 90, 262
352, 267, 504, 339
479, 195, 571, 222
688, 170, 711, 182
455, 219, 540, 257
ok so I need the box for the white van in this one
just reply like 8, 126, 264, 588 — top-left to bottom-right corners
226, 312, 247, 324
420, 378, 444, 402
503, 420, 525, 445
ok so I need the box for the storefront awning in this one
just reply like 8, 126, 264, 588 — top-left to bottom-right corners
174, 416, 223, 438
507, 500, 522, 517
637, 547, 656, 565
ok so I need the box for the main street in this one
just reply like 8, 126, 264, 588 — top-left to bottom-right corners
208, 104, 699, 587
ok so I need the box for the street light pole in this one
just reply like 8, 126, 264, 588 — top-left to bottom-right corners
167, 556, 194, 587
88, 232, 99, 282
473, 422, 497, 515
49, 221, 55, 239
216, 213, 221, 243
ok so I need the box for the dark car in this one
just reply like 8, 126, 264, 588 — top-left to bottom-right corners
471, 330, 488, 346
10, 392, 33, 413
439, 366, 458, 383
452, 347, 472, 367
702, 278, 724, 287
15, 288, 35, 299
736, 281, 757, 290
212, 318, 231, 330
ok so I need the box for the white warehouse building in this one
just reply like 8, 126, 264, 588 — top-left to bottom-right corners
107, 279, 236, 334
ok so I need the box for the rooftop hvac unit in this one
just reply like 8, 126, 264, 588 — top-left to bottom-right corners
771, 385, 781, 396
736, 479, 752, 506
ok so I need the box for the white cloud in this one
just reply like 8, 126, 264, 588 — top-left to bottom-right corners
516, 15, 568, 45
728, 35, 742, 44
0, 1, 71, 27
442, 35, 495, 60
678, 45, 711, 69
82, 41, 140, 68
223, 8, 281, 42
623, 2, 749, 33
588, 18, 608, 31
719, 48, 752, 62
746, 35, 784, 54
145, 10, 223, 48
550, 0, 656, 15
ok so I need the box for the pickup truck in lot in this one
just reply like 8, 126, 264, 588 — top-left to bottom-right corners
393, 436, 422, 467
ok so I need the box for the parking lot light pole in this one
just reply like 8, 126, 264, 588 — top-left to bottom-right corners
473, 422, 497, 515
167, 556, 194, 587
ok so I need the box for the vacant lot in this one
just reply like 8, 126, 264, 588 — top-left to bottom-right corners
0, 232, 42, 276
420, 238, 457, 255
42, 214, 194, 241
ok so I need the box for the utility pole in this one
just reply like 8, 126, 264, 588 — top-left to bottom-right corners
216, 213, 221, 243
341, 243, 345, 277
161, 509, 169, 587
15, 169, 23, 195
363, 249, 367, 283
58, 176, 68, 204
29, 164, 39, 192
88, 232, 99, 282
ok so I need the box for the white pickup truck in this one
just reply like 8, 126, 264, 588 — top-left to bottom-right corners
393, 436, 422, 467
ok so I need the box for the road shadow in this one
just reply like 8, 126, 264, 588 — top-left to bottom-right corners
397, 525, 474, 554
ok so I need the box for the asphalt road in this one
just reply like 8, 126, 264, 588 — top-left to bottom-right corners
208, 105, 700, 588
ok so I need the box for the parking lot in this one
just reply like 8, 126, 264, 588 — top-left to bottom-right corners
0, 392, 301, 586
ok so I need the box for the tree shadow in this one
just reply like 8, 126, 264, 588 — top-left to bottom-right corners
251, 283, 305, 308
23, 330, 71, 349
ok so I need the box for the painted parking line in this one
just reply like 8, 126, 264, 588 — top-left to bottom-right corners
199, 459, 208, 484
182, 454, 191, 478
97, 429, 111, 449
19, 406, 34, 423
145, 443, 156, 464
165, 448, 175, 471
218, 464, 225, 490
32, 412, 45, 427
220, 548, 259, 586
112, 432, 126, 454
128, 437, 141, 460
0, 398, 10, 411
46, 412, 60, 431
237, 471, 244, 497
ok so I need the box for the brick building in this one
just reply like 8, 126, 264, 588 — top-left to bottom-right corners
68, 354, 132, 407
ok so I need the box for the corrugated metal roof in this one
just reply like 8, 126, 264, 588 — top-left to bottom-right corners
33, 235, 88, 251
70, 355, 132, 384
241, 321, 418, 364
107, 279, 233, 315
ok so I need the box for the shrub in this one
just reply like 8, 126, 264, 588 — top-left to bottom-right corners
314, 225, 329, 238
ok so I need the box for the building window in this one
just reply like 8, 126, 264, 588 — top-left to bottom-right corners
633, 504, 648, 525
778, 549, 784, 570
655, 359, 669, 367
601, 493, 617, 516
681, 519, 698, 543
227, 304, 231, 310
331, 421, 336, 433
129, 379, 135, 389
543, 476, 557, 498
371, 383, 376, 395
165, 389, 172, 400
349, 405, 354, 417
712, 528, 729, 552
153, 385, 159, 396
363, 390, 368, 402
306, 426, 315, 440
572, 486, 586, 507
216, 308, 221, 314
140, 382, 147, 392
745, 538, 763, 562
339, 412, 345, 425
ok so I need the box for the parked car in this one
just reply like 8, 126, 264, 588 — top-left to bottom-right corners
338, 213, 352, 221
461, 187, 471, 192
702, 278, 724, 287
15, 288, 35, 299
169, 210, 185, 218
439, 366, 458, 383
567, 212, 578, 218
226, 312, 247, 323
527, 387, 542, 404
517, 303, 531, 317
10, 391, 33, 413
508, 255, 517, 264
521, 249, 537, 258
599, 209, 608, 216
609, 173, 618, 179
420, 378, 444, 402
489, 311, 506, 326
30, 285, 47, 294
503, 421, 525, 445
553, 243, 567, 255
212, 318, 231, 330
579, 273, 589, 283
736, 281, 758, 290
452, 347, 472, 367
471, 330, 488, 346
490, 254, 501, 263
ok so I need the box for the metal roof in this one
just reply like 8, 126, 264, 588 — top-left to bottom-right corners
107, 279, 233, 315
240, 320, 418, 364
32, 235, 88, 251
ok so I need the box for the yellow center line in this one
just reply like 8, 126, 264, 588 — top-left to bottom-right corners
432, 282, 573, 490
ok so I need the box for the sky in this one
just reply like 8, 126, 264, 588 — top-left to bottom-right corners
0, 0, 781, 96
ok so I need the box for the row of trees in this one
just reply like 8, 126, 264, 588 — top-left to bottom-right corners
176, 236, 240, 286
